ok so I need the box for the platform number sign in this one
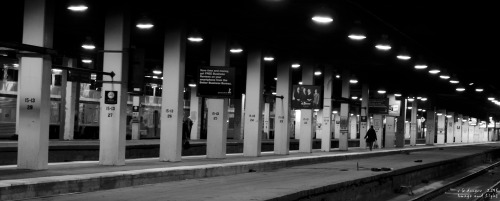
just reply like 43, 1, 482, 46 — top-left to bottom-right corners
24, 98, 36, 110
105, 91, 117, 104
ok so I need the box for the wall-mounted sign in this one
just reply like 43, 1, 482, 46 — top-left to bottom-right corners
291, 85, 322, 109
369, 98, 389, 114
340, 116, 349, 131
197, 66, 235, 98
104, 91, 117, 104
388, 100, 401, 116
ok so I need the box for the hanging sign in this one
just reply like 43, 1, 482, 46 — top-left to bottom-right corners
291, 85, 323, 109
197, 66, 235, 98
104, 91, 117, 104
369, 98, 389, 114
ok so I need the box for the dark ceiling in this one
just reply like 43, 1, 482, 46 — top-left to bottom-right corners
1, 0, 499, 119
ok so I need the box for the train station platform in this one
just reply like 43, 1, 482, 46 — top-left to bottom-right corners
1, 142, 499, 200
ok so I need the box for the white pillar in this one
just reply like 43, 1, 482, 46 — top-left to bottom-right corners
462, 116, 469, 143
455, 114, 462, 143
385, 116, 395, 148
232, 97, 243, 140
17, 0, 53, 170
159, 27, 186, 162
373, 114, 383, 149
396, 98, 406, 147
339, 70, 350, 151
99, 8, 130, 165
243, 49, 264, 157
263, 103, 270, 139
349, 116, 357, 139
274, 61, 291, 155
299, 64, 314, 153
131, 95, 140, 140
321, 70, 333, 151
446, 112, 454, 143
410, 100, 417, 146
189, 87, 201, 140
206, 35, 229, 159
359, 84, 369, 149
334, 114, 340, 139
61, 58, 76, 140
436, 110, 446, 144
473, 124, 480, 142
425, 108, 436, 145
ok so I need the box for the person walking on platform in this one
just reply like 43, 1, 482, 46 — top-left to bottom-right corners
364, 125, 377, 151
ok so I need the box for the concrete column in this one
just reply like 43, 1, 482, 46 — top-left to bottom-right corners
159, 27, 186, 162
274, 61, 291, 155
385, 116, 395, 148
373, 114, 383, 149
334, 114, 340, 139
189, 87, 201, 140
294, 110, 301, 139
473, 123, 479, 142
321, 70, 333, 151
455, 114, 462, 143
446, 112, 455, 143
395, 98, 406, 147
349, 116, 357, 139
243, 49, 264, 157
299, 64, 314, 153
425, 108, 436, 145
60, 58, 77, 140
232, 97, 243, 140
410, 100, 417, 146
131, 95, 140, 140
359, 84, 369, 149
99, 8, 130, 165
436, 110, 446, 144
263, 103, 270, 139
206, 35, 229, 158
339, 70, 350, 151
17, 0, 54, 170
462, 116, 469, 143
315, 110, 323, 139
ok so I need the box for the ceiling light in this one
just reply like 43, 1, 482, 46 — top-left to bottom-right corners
408, 107, 413, 110
349, 79, 358, 84
377, 90, 386, 94
352, 96, 358, 100
312, 16, 333, 24
469, 83, 474, 86
395, 93, 402, 97
375, 35, 391, 51
397, 55, 411, 60
439, 75, 450, 79
456, 86, 466, 92
291, 63, 300, 68
314, 71, 322, 76
274, 77, 277, 81
332, 111, 338, 114
272, 92, 277, 95
415, 64, 428, 69
188, 83, 197, 87
229, 48, 243, 53
421, 98, 427, 101
449, 79, 459, 84
335, 74, 340, 78
82, 58, 92, 64
153, 69, 162, 74
476, 88, 484, 92
408, 97, 415, 102
136, 16, 154, 29
446, 115, 452, 118
423, 110, 426, 112
187, 29, 203, 42
263, 56, 275, 61
488, 97, 495, 100
81, 37, 95, 50
13, 63, 19, 68
437, 113, 443, 116
299, 81, 303, 85
348, 35, 366, 40
67, 0, 88, 12
428, 69, 440, 74
418, 109, 422, 111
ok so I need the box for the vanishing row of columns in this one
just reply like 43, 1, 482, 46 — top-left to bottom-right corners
16, 0, 495, 169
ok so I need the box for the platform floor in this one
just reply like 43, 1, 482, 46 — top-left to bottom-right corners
1, 142, 498, 200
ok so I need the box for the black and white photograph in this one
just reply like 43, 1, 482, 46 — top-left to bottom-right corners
1, 1, 500, 201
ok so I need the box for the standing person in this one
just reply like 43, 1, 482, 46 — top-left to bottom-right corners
313, 88, 320, 108
364, 125, 377, 151
292, 86, 301, 109
182, 116, 193, 149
